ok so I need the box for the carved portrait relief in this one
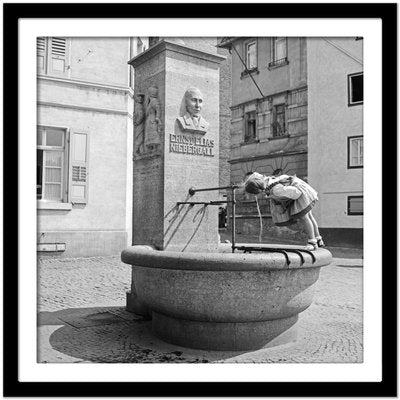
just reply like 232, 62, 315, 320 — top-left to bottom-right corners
177, 87, 209, 134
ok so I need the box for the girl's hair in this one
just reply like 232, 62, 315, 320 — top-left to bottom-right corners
244, 173, 266, 194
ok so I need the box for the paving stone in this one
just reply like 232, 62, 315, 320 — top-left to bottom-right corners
37, 254, 363, 363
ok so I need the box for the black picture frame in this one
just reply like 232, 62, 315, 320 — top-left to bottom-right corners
3, 2, 397, 397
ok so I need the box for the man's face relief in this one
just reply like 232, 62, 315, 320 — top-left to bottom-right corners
185, 90, 203, 117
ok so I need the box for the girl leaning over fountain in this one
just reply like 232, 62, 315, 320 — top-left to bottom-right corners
244, 172, 325, 251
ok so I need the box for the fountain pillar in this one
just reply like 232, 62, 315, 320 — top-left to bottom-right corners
127, 40, 226, 314
129, 39, 225, 253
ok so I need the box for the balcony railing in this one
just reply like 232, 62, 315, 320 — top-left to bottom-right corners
268, 57, 289, 69
272, 121, 287, 137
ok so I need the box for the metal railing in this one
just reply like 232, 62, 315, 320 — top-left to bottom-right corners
268, 57, 288, 68
179, 185, 316, 264
178, 185, 239, 252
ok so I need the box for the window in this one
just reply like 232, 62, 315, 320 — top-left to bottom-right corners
347, 136, 363, 168
37, 126, 89, 204
244, 111, 257, 143
137, 37, 146, 53
272, 104, 286, 137
37, 127, 67, 201
149, 37, 160, 47
37, 37, 69, 76
269, 37, 288, 68
348, 72, 363, 106
245, 40, 257, 70
348, 196, 363, 215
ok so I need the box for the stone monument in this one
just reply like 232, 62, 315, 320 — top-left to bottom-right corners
128, 39, 225, 253
124, 39, 333, 351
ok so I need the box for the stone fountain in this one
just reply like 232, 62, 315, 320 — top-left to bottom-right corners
122, 39, 332, 351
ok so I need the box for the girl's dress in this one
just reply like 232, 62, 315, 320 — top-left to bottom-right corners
266, 175, 318, 226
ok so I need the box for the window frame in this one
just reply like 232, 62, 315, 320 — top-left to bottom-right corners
240, 39, 259, 78
347, 195, 363, 216
269, 37, 288, 69
271, 103, 287, 138
347, 135, 363, 169
243, 110, 258, 144
37, 37, 69, 77
245, 39, 257, 71
347, 72, 363, 106
37, 125, 69, 203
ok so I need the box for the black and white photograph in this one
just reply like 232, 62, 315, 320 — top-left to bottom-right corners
4, 2, 396, 397
35, 35, 363, 363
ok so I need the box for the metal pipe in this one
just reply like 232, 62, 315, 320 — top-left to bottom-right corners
186, 184, 239, 252
177, 202, 210, 205
176, 201, 231, 206
189, 185, 239, 196
232, 188, 236, 253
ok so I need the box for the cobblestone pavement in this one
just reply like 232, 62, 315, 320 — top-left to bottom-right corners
37, 254, 363, 364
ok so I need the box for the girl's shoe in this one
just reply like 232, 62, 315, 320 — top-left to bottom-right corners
305, 238, 318, 251
316, 235, 325, 247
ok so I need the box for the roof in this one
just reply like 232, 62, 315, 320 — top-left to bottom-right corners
217, 37, 241, 49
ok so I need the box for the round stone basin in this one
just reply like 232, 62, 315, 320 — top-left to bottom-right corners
121, 244, 332, 351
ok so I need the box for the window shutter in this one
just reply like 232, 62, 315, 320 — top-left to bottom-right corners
69, 131, 89, 204
49, 37, 67, 74
37, 37, 47, 73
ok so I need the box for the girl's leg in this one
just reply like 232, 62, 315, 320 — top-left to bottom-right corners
299, 213, 318, 250
298, 213, 315, 241
308, 211, 320, 237
309, 211, 325, 246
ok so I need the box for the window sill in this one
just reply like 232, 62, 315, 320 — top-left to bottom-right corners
241, 139, 260, 146
348, 165, 363, 169
240, 68, 259, 79
348, 101, 363, 107
268, 134, 290, 141
37, 201, 72, 210
268, 59, 289, 70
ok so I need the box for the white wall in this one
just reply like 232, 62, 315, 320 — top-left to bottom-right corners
37, 37, 134, 255
308, 38, 363, 229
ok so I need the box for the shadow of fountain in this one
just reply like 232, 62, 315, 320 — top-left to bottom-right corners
164, 202, 211, 250
38, 307, 253, 363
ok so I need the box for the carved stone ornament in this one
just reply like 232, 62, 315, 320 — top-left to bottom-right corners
144, 86, 162, 152
176, 87, 209, 134
133, 93, 145, 155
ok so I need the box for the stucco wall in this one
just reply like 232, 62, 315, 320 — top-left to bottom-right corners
231, 37, 307, 106
67, 37, 131, 86
37, 37, 134, 256
307, 38, 363, 229
37, 101, 131, 253
217, 42, 232, 189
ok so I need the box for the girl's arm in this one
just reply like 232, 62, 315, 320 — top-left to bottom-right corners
272, 183, 302, 200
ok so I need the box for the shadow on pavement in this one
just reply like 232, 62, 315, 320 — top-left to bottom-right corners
38, 307, 248, 363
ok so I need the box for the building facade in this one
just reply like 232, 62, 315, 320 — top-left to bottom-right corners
307, 38, 363, 246
37, 37, 148, 257
219, 37, 363, 246
218, 37, 309, 238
